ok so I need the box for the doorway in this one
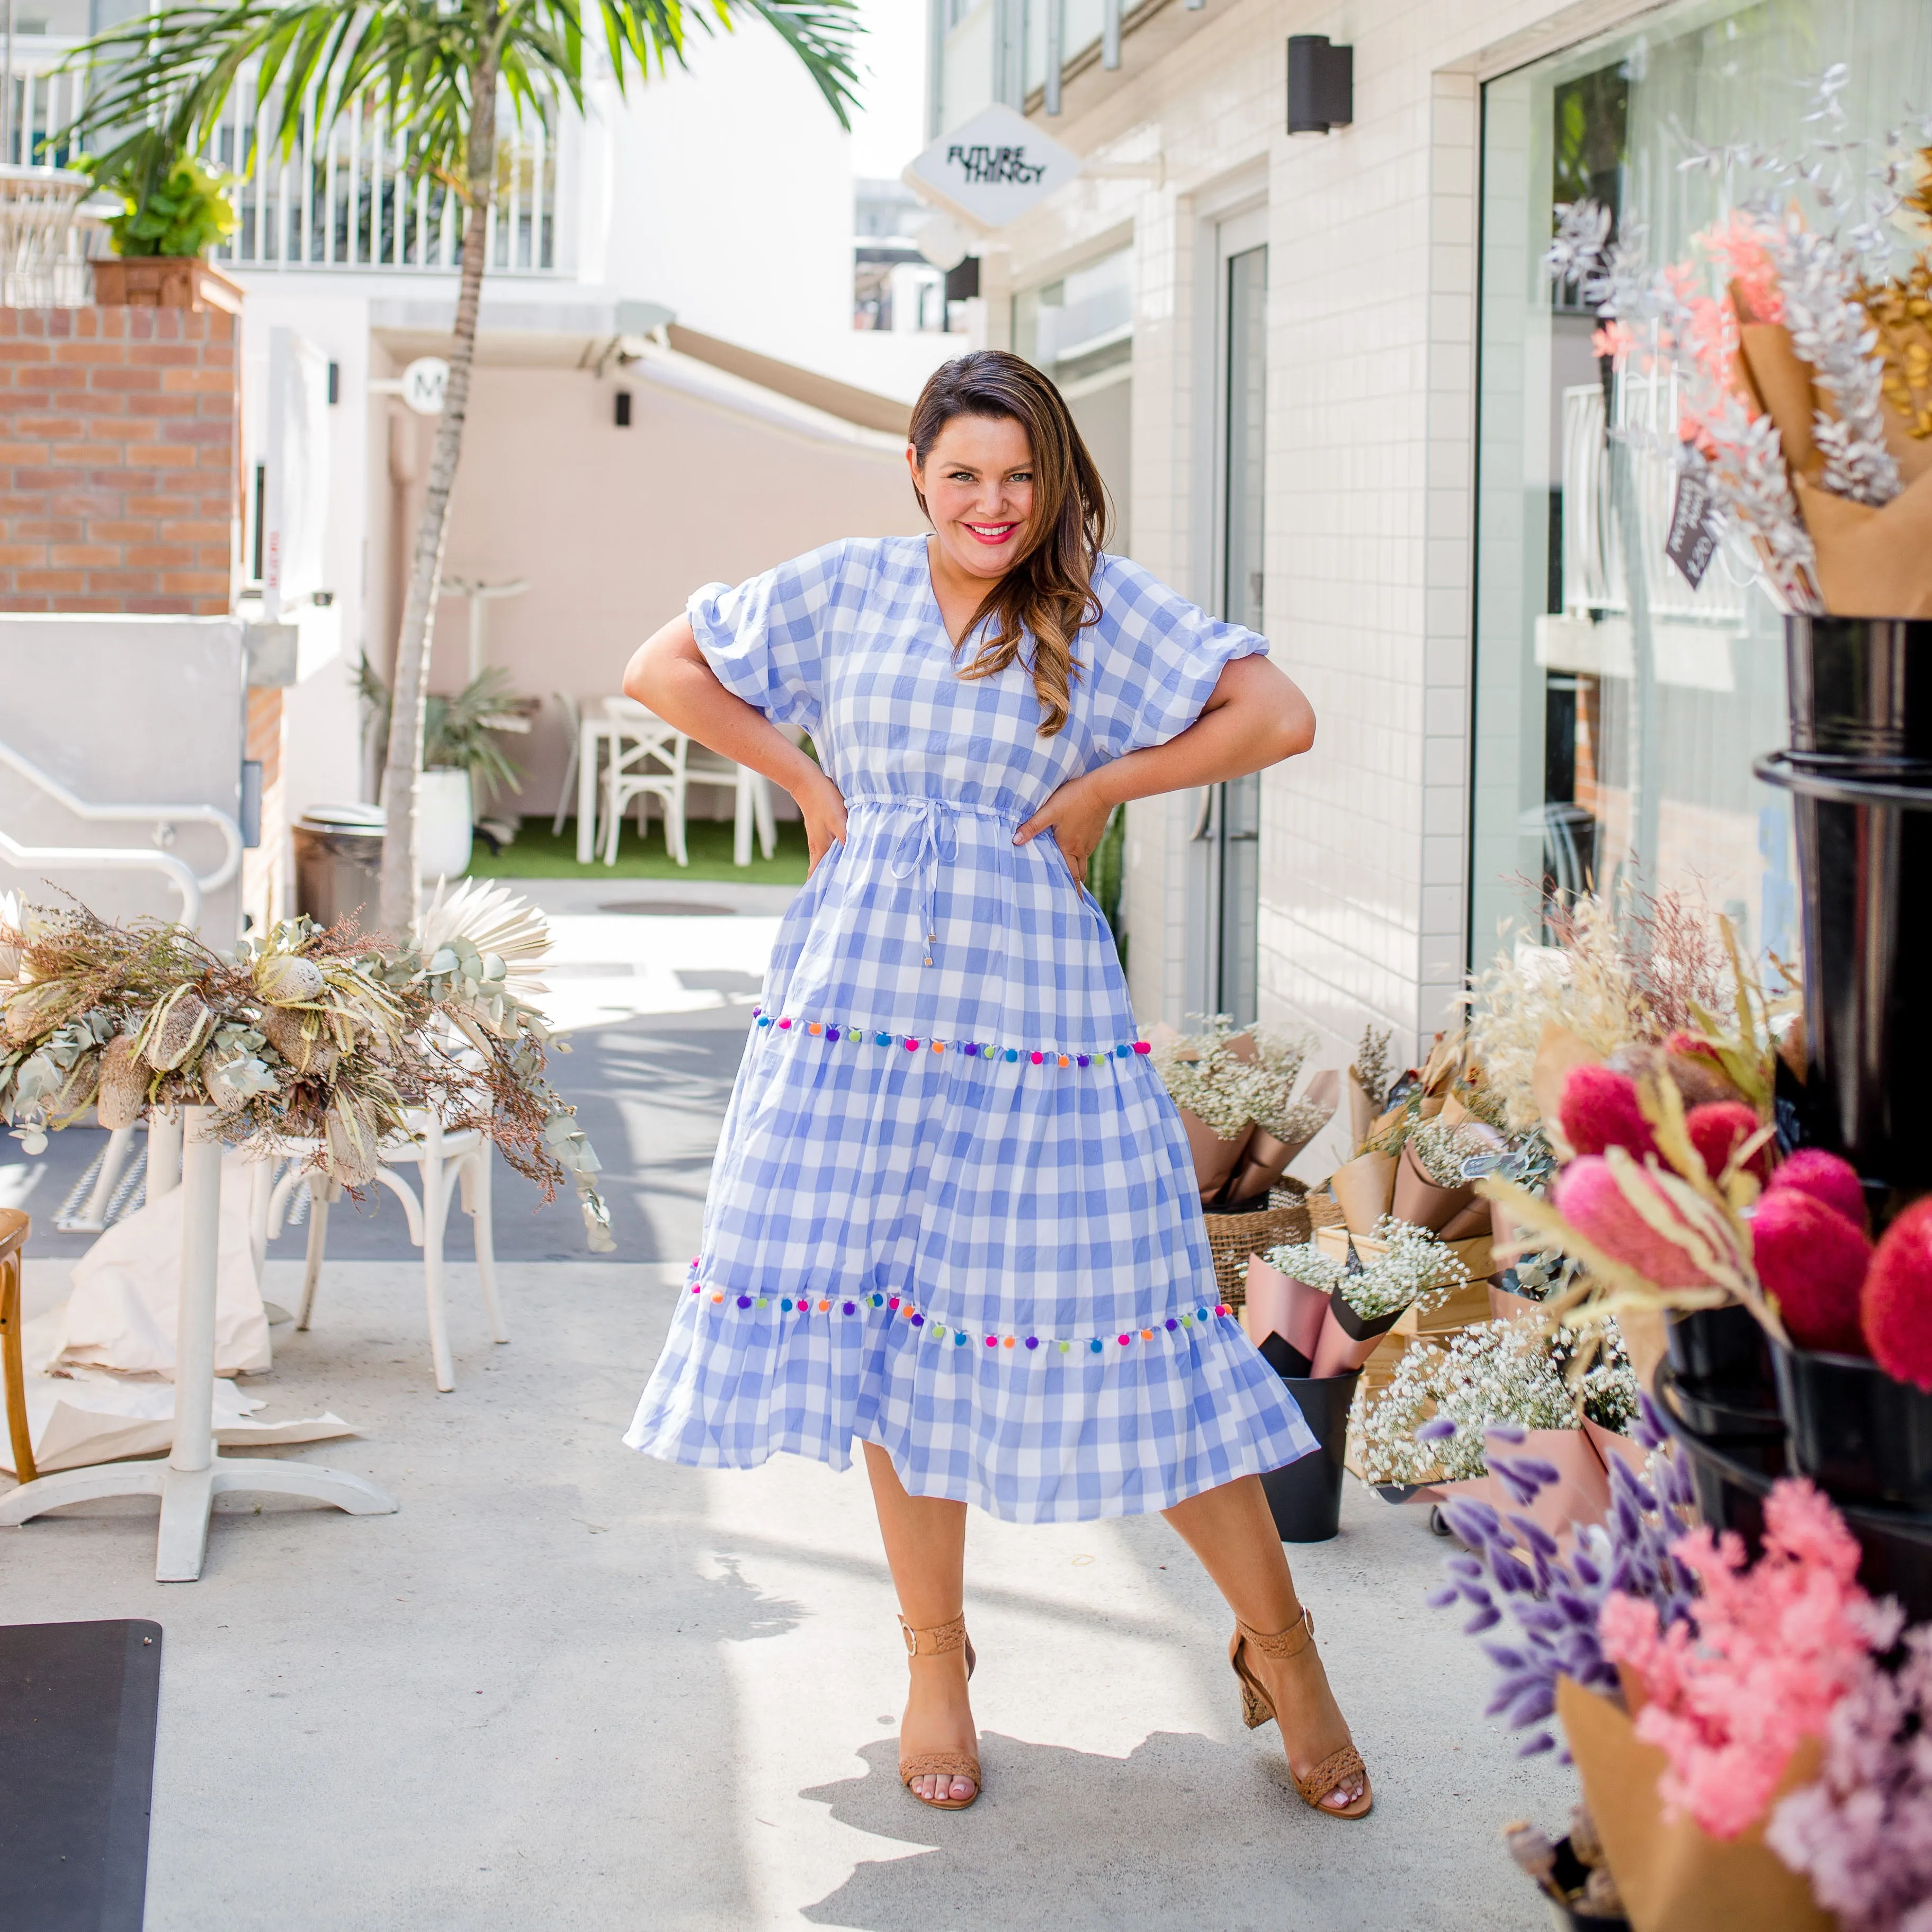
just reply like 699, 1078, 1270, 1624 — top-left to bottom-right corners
1188, 207, 1268, 1027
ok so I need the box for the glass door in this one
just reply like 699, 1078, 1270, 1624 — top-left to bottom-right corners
1192, 211, 1268, 1026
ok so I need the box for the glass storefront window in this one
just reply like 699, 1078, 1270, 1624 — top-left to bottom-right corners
1471, 0, 1932, 960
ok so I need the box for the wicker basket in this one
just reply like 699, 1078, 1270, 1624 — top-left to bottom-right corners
1205, 1195, 1312, 1307
1304, 1186, 1347, 1232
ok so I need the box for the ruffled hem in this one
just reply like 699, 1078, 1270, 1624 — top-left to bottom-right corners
624, 1286, 1318, 1524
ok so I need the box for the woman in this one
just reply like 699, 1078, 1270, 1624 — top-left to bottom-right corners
623, 351, 1368, 1820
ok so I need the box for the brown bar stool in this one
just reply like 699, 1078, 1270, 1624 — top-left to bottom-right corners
0, 1209, 32, 1484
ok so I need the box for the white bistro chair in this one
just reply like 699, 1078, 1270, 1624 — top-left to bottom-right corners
551, 690, 584, 838
601, 697, 691, 865
602, 695, 777, 866
262, 1111, 503, 1393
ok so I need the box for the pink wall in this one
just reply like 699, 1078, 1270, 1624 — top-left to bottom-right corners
384, 364, 929, 817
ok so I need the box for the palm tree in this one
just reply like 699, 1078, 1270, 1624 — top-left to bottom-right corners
67, 2, 860, 935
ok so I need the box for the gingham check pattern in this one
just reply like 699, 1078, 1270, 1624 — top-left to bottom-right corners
624, 536, 1317, 1520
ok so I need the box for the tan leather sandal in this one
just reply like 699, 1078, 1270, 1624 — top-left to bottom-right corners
898, 1613, 981, 1811
1229, 1608, 1373, 1819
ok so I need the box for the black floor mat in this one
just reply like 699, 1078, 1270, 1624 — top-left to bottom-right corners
0, 1621, 162, 1932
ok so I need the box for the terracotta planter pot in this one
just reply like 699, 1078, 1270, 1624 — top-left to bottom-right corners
1310, 1287, 1403, 1377
1557, 1676, 1833, 1932
1177, 1108, 1254, 1200
1242, 1256, 1331, 1361
91, 256, 244, 314
1390, 1140, 1477, 1233
1328, 1150, 1395, 1236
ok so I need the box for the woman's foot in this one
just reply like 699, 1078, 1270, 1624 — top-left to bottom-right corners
1233, 1610, 1370, 1815
899, 1629, 980, 1806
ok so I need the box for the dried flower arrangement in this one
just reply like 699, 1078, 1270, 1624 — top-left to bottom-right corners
0, 889, 611, 1249
1151, 1014, 1255, 1141
1245, 1023, 1332, 1146
1551, 76, 1932, 616
1353, 1024, 1394, 1112
1336, 1215, 1472, 1322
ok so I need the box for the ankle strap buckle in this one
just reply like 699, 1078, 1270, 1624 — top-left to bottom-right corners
899, 1613, 968, 1658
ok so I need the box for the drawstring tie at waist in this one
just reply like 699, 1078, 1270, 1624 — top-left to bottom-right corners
853, 794, 1021, 968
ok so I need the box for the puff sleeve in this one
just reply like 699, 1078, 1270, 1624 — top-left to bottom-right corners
1085, 554, 1271, 759
686, 541, 851, 737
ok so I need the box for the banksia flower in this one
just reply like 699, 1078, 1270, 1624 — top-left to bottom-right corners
95, 1033, 147, 1130
1767, 1149, 1867, 1235
1863, 1198, 1932, 1391
1552, 1156, 1712, 1285
1685, 1101, 1767, 1181
141, 984, 214, 1071
1559, 1065, 1657, 1160
258, 1005, 338, 1078
254, 952, 325, 1005
1753, 1187, 1872, 1356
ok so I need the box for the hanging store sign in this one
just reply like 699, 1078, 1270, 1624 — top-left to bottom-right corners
905, 103, 1082, 231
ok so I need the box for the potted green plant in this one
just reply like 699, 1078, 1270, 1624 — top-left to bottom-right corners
359, 666, 525, 883
84, 137, 243, 313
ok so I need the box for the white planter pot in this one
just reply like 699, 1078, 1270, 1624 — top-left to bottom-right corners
416, 768, 473, 883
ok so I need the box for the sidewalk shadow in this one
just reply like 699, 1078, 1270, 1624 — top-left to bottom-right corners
799, 1728, 1393, 1932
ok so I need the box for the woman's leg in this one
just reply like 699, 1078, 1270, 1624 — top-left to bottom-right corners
1162, 1474, 1366, 1810
863, 1442, 978, 1803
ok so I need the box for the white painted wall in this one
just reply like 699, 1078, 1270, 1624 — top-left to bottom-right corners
950, 0, 1677, 1143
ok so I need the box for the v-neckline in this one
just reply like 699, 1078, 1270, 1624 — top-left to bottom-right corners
921, 534, 990, 652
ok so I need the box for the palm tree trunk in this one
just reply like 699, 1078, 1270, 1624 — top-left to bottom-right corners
375, 50, 499, 936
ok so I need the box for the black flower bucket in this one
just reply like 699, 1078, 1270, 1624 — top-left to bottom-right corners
1772, 1340, 1932, 1513
1656, 1382, 1932, 1623
1756, 752, 1932, 1199
1260, 1371, 1359, 1543
1663, 1304, 1781, 1419
1784, 615, 1932, 770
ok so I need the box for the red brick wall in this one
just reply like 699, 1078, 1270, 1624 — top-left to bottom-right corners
0, 304, 239, 615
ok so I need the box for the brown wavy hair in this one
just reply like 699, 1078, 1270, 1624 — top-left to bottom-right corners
908, 350, 1110, 737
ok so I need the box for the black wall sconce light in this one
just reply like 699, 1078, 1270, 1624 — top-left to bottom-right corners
1287, 35, 1353, 134
614, 390, 633, 427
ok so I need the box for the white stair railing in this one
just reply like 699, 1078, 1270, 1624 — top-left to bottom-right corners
0, 734, 245, 927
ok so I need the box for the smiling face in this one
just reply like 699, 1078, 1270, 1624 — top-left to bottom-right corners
908, 412, 1037, 584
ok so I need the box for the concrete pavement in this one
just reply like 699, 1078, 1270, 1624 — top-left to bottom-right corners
2, 1256, 1569, 1930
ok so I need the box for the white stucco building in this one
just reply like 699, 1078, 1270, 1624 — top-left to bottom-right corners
924, 0, 1929, 1152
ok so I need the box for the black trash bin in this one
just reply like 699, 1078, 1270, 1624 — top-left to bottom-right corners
291, 804, 386, 930
1260, 1372, 1359, 1542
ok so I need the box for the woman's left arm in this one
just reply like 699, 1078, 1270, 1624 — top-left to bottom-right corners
1014, 655, 1314, 885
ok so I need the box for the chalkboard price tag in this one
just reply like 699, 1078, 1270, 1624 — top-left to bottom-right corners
1665, 462, 1723, 589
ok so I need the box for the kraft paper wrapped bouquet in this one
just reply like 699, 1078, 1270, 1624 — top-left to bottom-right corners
1549, 81, 1932, 617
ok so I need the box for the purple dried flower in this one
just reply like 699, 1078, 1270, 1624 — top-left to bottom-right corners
1417, 1415, 1458, 1443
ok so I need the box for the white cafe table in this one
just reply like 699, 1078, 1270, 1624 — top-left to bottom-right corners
0, 1106, 396, 1581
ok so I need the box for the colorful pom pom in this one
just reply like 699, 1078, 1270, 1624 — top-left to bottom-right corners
737, 1295, 752, 1309
818, 1299, 830, 1312
954, 1332, 968, 1346
963, 1042, 978, 1056
887, 1296, 900, 1310
1059, 1340, 1070, 1352
910, 1312, 925, 1326
807, 1022, 822, 1035
1115, 1044, 1130, 1058
1077, 1054, 1090, 1068
1117, 1334, 1131, 1346
1005, 1048, 1019, 1063
1031, 1051, 1044, 1065
1089, 1339, 1103, 1353
756, 1015, 771, 1027
1025, 1336, 1039, 1349
1140, 1328, 1154, 1340
777, 1018, 792, 1030
1133, 1041, 1151, 1054
905, 1038, 919, 1052
932, 1041, 944, 1053
871, 1293, 884, 1307
1058, 1054, 1070, 1068
826, 1026, 840, 1042
842, 1300, 856, 1316
1165, 1318, 1177, 1330
1003, 1336, 1015, 1348
712, 1292, 725, 1303
780, 1299, 792, 1312
875, 1032, 891, 1045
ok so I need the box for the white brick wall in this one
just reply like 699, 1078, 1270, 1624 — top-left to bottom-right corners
962, 0, 1669, 1126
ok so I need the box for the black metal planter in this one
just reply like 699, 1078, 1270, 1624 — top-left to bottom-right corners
1261, 1371, 1359, 1543
1772, 1340, 1932, 1513
1756, 750, 1932, 1198
1664, 1304, 1781, 1417
1657, 1378, 1932, 1622
1785, 615, 1932, 770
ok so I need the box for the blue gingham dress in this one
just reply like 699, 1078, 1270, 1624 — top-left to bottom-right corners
625, 535, 1316, 1521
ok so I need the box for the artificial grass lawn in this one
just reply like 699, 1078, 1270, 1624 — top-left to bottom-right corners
466, 815, 809, 884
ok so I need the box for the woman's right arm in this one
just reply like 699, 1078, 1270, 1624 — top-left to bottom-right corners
622, 616, 847, 871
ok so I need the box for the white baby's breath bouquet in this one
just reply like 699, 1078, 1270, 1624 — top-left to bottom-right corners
1336, 1217, 1471, 1322
1262, 1240, 1346, 1293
